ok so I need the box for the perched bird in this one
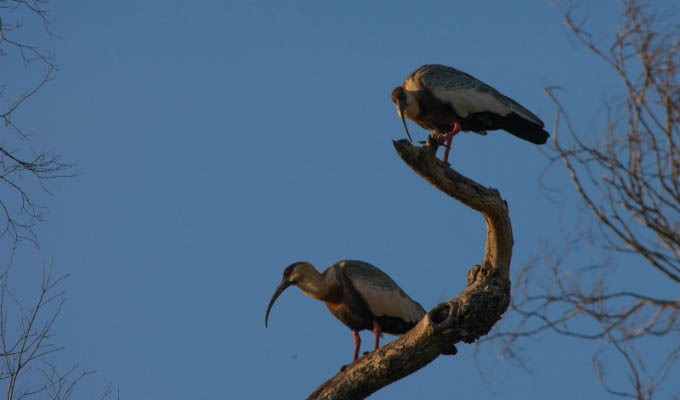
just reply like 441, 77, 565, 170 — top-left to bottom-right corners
265, 260, 425, 362
391, 64, 549, 164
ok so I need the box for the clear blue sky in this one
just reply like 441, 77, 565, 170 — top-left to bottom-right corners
5, 1, 676, 398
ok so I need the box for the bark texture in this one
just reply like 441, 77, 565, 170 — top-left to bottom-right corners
307, 134, 513, 399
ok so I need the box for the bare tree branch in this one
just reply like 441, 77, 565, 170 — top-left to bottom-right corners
0, 0, 78, 253
1, 262, 64, 399
306, 134, 513, 399
0, 2, 110, 398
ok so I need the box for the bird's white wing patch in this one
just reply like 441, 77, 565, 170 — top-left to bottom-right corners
433, 87, 511, 118
342, 262, 425, 324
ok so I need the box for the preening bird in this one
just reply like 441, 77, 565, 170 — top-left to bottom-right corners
391, 64, 550, 164
265, 260, 425, 362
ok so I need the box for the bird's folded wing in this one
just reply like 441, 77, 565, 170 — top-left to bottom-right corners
417, 65, 544, 126
342, 262, 425, 323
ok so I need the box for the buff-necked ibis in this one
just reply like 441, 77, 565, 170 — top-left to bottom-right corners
391, 64, 550, 164
265, 260, 425, 362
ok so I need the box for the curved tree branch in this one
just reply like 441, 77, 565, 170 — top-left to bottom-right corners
306, 134, 513, 399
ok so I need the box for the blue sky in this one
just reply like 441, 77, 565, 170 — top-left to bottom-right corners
4, 1, 676, 398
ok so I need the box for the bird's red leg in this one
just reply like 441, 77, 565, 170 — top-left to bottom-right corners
441, 120, 461, 165
372, 320, 382, 351
352, 330, 361, 362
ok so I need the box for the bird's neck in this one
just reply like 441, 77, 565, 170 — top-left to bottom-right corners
298, 269, 339, 302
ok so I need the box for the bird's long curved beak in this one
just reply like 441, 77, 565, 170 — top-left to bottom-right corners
397, 100, 413, 143
265, 280, 292, 328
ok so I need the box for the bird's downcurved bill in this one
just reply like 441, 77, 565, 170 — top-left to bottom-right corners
265, 280, 292, 328
400, 113, 412, 143
397, 101, 413, 143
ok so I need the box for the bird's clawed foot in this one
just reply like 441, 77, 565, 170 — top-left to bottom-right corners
427, 130, 445, 146
426, 131, 452, 165
421, 138, 450, 150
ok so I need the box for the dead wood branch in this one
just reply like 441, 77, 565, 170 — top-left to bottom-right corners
307, 135, 513, 399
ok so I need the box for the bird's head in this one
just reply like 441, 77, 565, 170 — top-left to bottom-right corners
390, 86, 417, 142
264, 262, 316, 328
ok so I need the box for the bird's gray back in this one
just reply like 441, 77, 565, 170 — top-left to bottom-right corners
411, 64, 482, 91
338, 260, 400, 290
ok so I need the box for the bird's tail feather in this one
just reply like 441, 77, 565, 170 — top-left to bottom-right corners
502, 112, 549, 144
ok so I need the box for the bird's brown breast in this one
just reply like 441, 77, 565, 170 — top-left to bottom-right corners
324, 301, 373, 331
325, 301, 343, 316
